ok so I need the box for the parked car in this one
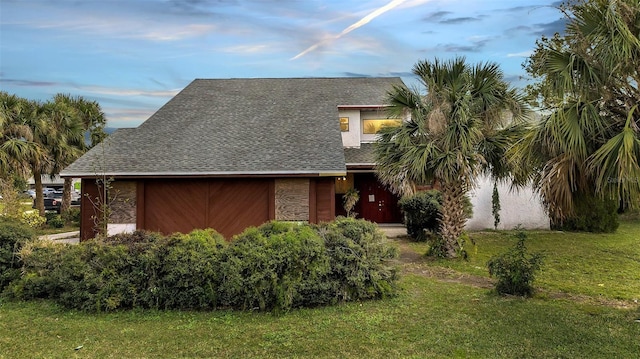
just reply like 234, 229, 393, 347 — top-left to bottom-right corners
23, 189, 37, 199
33, 191, 80, 213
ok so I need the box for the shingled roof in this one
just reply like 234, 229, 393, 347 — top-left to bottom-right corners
62, 77, 403, 177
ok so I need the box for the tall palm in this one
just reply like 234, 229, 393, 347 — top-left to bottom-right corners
0, 93, 44, 178
515, 0, 640, 221
0, 93, 51, 215
48, 94, 106, 213
375, 57, 529, 258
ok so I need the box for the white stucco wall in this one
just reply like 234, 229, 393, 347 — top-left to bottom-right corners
466, 175, 550, 230
339, 109, 362, 147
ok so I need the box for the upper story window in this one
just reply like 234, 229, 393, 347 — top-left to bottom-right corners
340, 117, 349, 132
362, 119, 402, 134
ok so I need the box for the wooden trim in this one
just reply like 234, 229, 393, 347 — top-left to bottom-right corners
268, 180, 276, 220
136, 181, 145, 229
309, 179, 317, 223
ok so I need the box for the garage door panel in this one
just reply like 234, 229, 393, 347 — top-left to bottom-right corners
144, 180, 207, 234
207, 180, 270, 238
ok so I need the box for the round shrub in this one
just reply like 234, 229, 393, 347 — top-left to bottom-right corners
0, 217, 35, 291
399, 190, 473, 241
398, 190, 442, 241
46, 214, 65, 229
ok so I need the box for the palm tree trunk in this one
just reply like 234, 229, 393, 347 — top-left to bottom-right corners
33, 170, 45, 217
60, 178, 72, 214
438, 179, 468, 258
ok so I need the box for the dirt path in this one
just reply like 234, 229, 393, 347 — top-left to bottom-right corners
392, 237, 640, 310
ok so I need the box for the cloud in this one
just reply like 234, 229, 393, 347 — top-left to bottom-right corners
81, 86, 181, 98
534, 18, 567, 36
439, 16, 482, 25
0, 78, 60, 87
507, 51, 533, 58
292, 0, 429, 60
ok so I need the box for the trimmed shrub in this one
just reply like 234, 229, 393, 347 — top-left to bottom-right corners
399, 190, 442, 241
0, 218, 35, 291
12, 219, 400, 312
399, 190, 473, 241
220, 222, 328, 311
555, 194, 619, 233
154, 229, 227, 309
487, 231, 543, 296
313, 217, 399, 303
62, 207, 81, 225
46, 214, 65, 229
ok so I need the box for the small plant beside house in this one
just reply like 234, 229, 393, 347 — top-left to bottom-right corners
342, 188, 360, 217
487, 230, 544, 296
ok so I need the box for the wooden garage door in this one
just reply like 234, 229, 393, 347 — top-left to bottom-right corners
144, 180, 208, 235
207, 180, 272, 238
143, 179, 273, 238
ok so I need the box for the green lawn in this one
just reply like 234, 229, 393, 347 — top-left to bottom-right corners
0, 220, 639, 358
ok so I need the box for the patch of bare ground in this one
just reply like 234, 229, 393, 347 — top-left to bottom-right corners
392, 237, 640, 310
392, 237, 494, 289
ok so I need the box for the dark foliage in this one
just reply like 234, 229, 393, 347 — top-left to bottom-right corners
0, 218, 35, 291
554, 194, 619, 233
11, 219, 399, 312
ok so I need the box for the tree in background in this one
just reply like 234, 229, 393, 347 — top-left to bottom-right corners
48, 94, 106, 214
375, 57, 529, 258
513, 0, 640, 226
0, 93, 51, 215
0, 92, 106, 217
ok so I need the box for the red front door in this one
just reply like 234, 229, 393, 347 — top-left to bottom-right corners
355, 173, 402, 223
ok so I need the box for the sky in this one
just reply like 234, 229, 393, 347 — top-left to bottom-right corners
0, 0, 565, 128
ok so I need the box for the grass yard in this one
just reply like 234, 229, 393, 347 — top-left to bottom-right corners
1, 220, 639, 358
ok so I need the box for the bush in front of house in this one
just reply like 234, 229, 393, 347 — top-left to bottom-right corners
487, 231, 543, 296
311, 217, 399, 304
0, 218, 35, 292
219, 222, 329, 311
553, 194, 619, 233
11, 219, 399, 312
398, 190, 442, 241
399, 190, 473, 242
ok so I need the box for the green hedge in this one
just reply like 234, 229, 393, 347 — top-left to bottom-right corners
0, 218, 35, 292
554, 194, 619, 233
10, 218, 399, 312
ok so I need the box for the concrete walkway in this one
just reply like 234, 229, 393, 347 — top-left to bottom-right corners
39, 231, 80, 244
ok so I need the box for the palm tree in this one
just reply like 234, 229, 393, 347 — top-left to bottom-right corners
47, 94, 106, 214
0, 93, 51, 215
515, 0, 640, 222
375, 57, 529, 258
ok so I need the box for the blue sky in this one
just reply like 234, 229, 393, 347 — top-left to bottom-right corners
1, 0, 564, 128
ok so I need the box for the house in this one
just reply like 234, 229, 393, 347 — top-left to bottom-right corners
62, 77, 549, 241
62, 78, 409, 240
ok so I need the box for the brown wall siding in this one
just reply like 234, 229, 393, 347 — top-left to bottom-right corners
80, 179, 101, 241
310, 178, 335, 223
275, 179, 310, 221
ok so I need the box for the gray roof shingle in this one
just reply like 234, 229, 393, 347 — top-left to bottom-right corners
344, 143, 376, 165
62, 77, 403, 177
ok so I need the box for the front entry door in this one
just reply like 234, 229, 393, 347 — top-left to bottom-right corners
356, 173, 402, 223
